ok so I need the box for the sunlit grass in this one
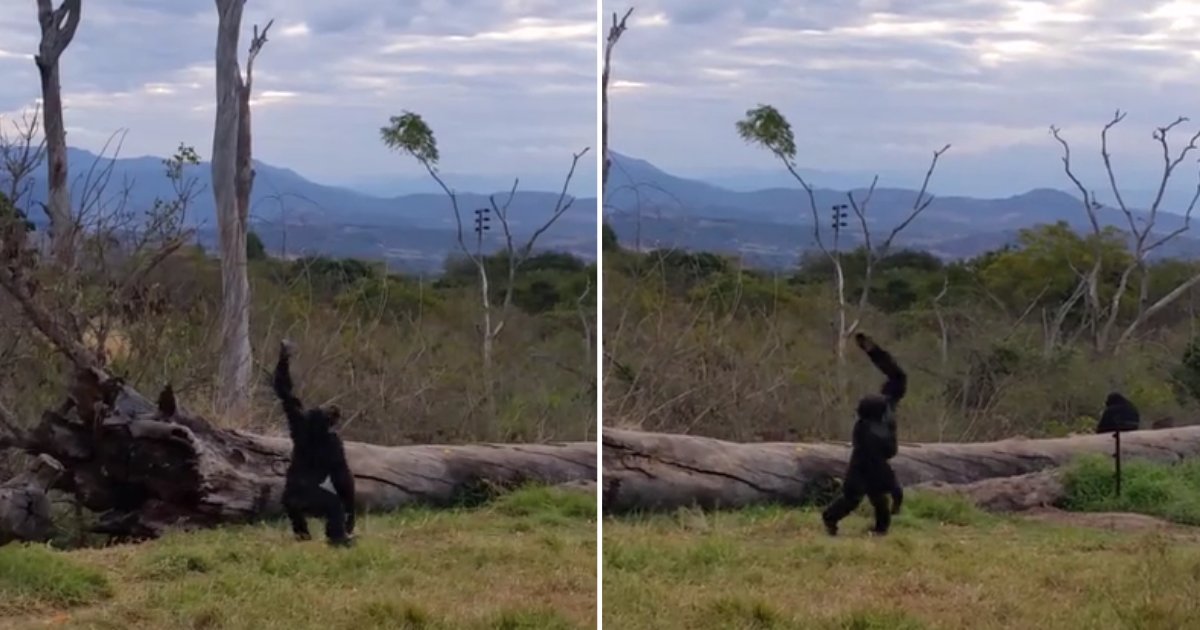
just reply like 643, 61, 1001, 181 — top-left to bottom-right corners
603, 494, 1200, 629
0, 486, 596, 630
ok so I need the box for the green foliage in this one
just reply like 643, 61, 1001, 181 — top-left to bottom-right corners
977, 221, 1133, 314
438, 251, 593, 315
604, 217, 1200, 440
163, 142, 200, 179
491, 485, 595, 525
602, 221, 620, 251
736, 104, 796, 159
0, 190, 34, 233
898, 492, 990, 527
826, 610, 928, 630
381, 111, 440, 165
0, 545, 112, 613
246, 230, 266, 260
1172, 337, 1200, 404
1061, 455, 1200, 525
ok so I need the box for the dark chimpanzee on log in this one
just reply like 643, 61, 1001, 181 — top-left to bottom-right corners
274, 341, 356, 547
1096, 392, 1140, 434
822, 333, 906, 536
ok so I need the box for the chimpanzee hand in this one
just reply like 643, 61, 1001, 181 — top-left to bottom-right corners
854, 332, 877, 353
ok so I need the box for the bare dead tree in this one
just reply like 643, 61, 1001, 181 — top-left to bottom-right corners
381, 111, 590, 423
237, 20, 272, 235
0, 109, 47, 211
602, 7, 634, 191
34, 0, 82, 269
737, 104, 948, 396
212, 0, 272, 415
1050, 111, 1200, 353
837, 144, 950, 361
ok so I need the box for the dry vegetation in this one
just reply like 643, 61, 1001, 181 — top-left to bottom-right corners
602, 235, 1200, 443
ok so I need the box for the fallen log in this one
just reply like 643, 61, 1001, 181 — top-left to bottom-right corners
9, 369, 595, 540
0, 454, 64, 544
602, 426, 1200, 513
914, 470, 1065, 512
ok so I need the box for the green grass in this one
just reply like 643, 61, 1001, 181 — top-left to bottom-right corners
0, 486, 595, 630
1062, 455, 1200, 525
603, 494, 1200, 630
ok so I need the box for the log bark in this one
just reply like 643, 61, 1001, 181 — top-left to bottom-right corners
9, 370, 595, 541
602, 427, 1200, 513
0, 454, 63, 544
914, 470, 1065, 512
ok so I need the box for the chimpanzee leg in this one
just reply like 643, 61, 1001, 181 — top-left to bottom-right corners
878, 462, 903, 515
281, 479, 311, 540
822, 472, 865, 536
311, 485, 349, 545
868, 492, 892, 534
331, 467, 356, 536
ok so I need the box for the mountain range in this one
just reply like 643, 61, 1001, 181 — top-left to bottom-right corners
603, 152, 1200, 269
18, 148, 597, 274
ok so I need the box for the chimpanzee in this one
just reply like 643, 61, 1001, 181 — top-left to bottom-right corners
822, 332, 906, 536
274, 340, 356, 547
1096, 392, 1140, 434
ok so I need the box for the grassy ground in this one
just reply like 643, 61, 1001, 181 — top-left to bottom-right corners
602, 493, 1200, 630
0, 487, 596, 630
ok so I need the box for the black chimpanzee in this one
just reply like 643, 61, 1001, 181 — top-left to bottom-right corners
822, 332, 906, 537
1096, 392, 1140, 434
274, 340, 356, 547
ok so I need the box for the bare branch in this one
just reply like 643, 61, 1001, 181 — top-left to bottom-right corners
880, 144, 951, 254
602, 7, 634, 190
245, 19, 274, 93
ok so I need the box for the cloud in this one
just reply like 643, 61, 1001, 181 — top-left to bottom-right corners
603, 0, 1200, 196
0, 0, 596, 191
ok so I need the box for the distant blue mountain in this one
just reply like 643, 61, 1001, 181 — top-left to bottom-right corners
603, 152, 1199, 268
17, 148, 596, 273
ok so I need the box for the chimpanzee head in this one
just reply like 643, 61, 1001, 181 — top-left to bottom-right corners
306, 405, 342, 432
856, 394, 889, 422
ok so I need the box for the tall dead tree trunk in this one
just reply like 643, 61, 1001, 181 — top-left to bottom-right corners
602, 427, 1200, 513
212, 0, 253, 415
34, 0, 82, 269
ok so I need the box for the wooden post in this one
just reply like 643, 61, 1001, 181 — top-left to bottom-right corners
1113, 430, 1122, 497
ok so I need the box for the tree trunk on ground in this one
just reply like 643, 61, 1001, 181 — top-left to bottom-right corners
4, 370, 594, 542
0, 454, 63, 544
914, 469, 1066, 512
213, 0, 253, 415
602, 427, 1200, 513
34, 0, 82, 269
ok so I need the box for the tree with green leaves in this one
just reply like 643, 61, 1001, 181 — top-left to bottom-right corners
736, 103, 949, 393
381, 111, 589, 423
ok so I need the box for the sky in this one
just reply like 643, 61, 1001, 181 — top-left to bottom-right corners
604, 0, 1200, 200
0, 0, 597, 194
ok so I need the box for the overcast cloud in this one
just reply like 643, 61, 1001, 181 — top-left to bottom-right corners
0, 0, 597, 192
603, 0, 1200, 198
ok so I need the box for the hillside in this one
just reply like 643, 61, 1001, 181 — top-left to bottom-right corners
604, 153, 1200, 268
24, 148, 597, 273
